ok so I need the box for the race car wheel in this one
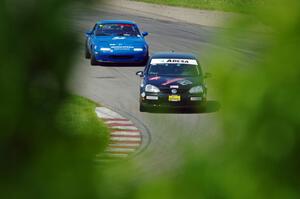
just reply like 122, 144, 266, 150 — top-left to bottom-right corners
141, 54, 149, 66
198, 100, 208, 112
85, 47, 91, 59
139, 103, 147, 112
90, 54, 98, 66
85, 41, 91, 59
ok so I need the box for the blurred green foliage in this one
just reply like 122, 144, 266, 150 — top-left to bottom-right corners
1, 0, 300, 198
0, 0, 107, 199
56, 95, 109, 156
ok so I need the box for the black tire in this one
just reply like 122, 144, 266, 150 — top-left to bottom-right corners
199, 100, 208, 112
140, 59, 148, 66
90, 54, 98, 66
139, 103, 147, 112
85, 41, 91, 59
141, 54, 149, 66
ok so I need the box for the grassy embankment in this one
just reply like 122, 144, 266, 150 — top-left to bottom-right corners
56, 95, 109, 155
132, 0, 261, 13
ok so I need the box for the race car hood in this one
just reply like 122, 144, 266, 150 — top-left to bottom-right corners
145, 75, 203, 89
93, 36, 146, 47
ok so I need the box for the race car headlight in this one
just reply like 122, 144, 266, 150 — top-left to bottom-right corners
189, 85, 204, 94
100, 47, 112, 52
145, 84, 160, 93
133, 48, 144, 52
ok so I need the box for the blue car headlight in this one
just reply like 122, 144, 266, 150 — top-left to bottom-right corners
94, 45, 113, 53
133, 48, 144, 52
100, 47, 113, 52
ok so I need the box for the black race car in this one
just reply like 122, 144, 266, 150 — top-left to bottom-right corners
136, 52, 211, 112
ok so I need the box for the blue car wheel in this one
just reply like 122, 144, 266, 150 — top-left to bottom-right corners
85, 40, 91, 59
90, 53, 98, 66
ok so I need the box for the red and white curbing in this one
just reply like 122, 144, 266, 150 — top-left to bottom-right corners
95, 107, 142, 159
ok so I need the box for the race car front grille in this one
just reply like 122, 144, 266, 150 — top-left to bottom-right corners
109, 55, 134, 59
160, 88, 188, 94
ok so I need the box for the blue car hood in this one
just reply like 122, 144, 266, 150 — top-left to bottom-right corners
93, 36, 146, 47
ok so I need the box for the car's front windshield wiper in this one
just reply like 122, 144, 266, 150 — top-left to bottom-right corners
116, 33, 137, 37
96, 33, 111, 36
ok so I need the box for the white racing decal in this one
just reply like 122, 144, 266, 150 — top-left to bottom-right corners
151, 59, 198, 65
111, 46, 134, 50
112, 37, 126, 40
178, 79, 193, 85
170, 85, 179, 89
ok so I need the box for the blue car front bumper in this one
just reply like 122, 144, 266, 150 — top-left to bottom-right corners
94, 50, 148, 64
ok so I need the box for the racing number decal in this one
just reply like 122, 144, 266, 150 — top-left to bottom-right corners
150, 59, 198, 65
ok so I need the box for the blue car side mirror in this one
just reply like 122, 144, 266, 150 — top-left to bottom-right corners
85, 30, 93, 36
142, 32, 149, 37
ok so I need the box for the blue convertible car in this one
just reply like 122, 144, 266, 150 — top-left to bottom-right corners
85, 20, 149, 66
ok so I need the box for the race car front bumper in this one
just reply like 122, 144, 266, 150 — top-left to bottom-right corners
94, 50, 148, 64
140, 92, 206, 109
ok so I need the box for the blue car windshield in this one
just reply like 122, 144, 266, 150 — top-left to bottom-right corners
148, 63, 200, 77
95, 24, 141, 37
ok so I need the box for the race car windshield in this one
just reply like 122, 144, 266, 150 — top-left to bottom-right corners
95, 24, 141, 37
148, 63, 200, 77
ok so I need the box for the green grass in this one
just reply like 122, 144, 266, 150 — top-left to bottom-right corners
56, 95, 109, 155
132, 0, 261, 13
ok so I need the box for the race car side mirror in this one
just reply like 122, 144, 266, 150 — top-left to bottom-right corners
85, 30, 93, 36
142, 32, 149, 37
136, 71, 144, 77
204, 72, 212, 79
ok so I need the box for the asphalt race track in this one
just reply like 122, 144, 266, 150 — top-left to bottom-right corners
69, 3, 256, 176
